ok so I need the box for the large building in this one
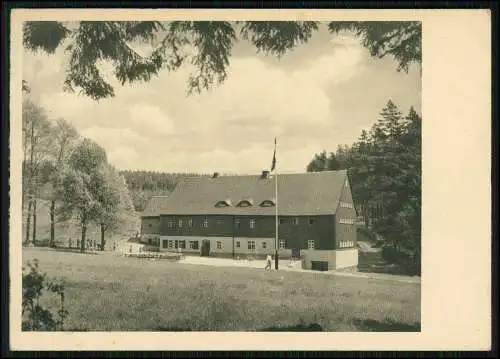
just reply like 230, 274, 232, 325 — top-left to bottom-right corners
140, 170, 358, 271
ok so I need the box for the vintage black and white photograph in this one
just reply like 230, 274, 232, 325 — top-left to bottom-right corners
18, 18, 423, 334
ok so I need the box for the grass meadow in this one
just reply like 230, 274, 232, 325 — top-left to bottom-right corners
22, 247, 420, 332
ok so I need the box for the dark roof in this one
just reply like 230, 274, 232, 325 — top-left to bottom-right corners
142, 195, 170, 217
148, 170, 349, 216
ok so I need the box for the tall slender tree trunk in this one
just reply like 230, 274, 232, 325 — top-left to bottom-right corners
25, 199, 32, 245
49, 200, 55, 247
32, 199, 37, 246
26, 122, 36, 246
100, 224, 105, 251
81, 222, 87, 253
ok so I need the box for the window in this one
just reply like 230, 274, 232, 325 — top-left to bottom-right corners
179, 240, 186, 249
307, 240, 315, 250
260, 199, 276, 207
308, 218, 315, 225
237, 199, 253, 207
279, 239, 286, 249
168, 240, 174, 249
189, 241, 199, 250
215, 200, 230, 208
148, 223, 152, 228
236, 241, 241, 248
162, 240, 168, 249
167, 220, 175, 228
235, 219, 241, 227
217, 219, 223, 225
279, 218, 287, 225
248, 240, 256, 251
203, 217, 208, 228
262, 242, 267, 249
216, 241, 222, 249
293, 217, 299, 225
250, 219, 256, 229
178, 219, 183, 228
188, 219, 193, 228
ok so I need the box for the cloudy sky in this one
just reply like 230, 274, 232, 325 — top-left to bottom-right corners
23, 22, 421, 175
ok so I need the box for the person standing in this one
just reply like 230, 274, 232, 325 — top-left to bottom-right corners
265, 254, 272, 271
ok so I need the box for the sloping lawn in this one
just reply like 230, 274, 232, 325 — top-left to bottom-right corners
22, 248, 420, 332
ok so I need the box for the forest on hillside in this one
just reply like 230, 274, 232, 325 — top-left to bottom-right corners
119, 171, 209, 212
306, 100, 421, 275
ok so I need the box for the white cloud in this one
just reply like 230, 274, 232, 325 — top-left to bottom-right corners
108, 146, 140, 169
129, 103, 176, 135
80, 126, 149, 152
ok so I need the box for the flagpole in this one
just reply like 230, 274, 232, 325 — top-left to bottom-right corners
274, 138, 279, 271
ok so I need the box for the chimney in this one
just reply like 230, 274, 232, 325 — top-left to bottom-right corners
212, 172, 219, 179
261, 170, 270, 179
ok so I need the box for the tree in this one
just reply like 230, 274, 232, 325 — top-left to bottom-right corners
22, 80, 31, 94
306, 150, 329, 172
44, 119, 80, 247
22, 98, 54, 245
97, 166, 137, 251
56, 138, 109, 253
305, 100, 422, 275
23, 21, 421, 101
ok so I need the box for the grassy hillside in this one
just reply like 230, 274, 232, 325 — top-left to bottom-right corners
23, 248, 421, 332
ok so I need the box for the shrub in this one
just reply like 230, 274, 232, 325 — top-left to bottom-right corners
381, 245, 400, 263
35, 238, 51, 247
22, 259, 68, 331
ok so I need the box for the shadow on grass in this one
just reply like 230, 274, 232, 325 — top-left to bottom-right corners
259, 323, 324, 332
53, 321, 419, 332
155, 323, 324, 332
351, 318, 421, 332
27, 246, 104, 255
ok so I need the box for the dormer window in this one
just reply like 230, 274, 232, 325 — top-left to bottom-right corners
215, 199, 232, 208
236, 198, 254, 207
260, 199, 276, 207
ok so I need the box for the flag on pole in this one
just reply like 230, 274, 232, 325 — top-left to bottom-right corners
271, 137, 277, 172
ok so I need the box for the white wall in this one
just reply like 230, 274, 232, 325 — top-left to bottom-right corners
302, 249, 359, 270
334, 249, 359, 269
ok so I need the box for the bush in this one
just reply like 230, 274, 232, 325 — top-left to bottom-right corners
381, 245, 420, 276
34, 238, 51, 247
381, 245, 400, 263
22, 259, 68, 331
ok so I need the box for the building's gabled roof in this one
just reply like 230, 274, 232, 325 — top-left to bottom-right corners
142, 195, 170, 217
154, 170, 349, 216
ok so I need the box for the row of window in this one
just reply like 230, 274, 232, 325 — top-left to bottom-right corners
155, 216, 356, 229
160, 239, 307, 251
158, 237, 353, 250
340, 202, 355, 209
337, 240, 355, 249
339, 218, 355, 225
164, 217, 330, 229
215, 199, 276, 208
